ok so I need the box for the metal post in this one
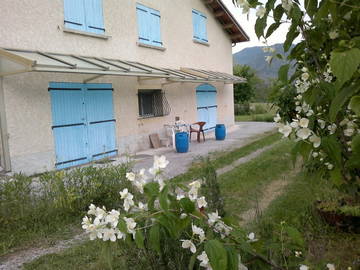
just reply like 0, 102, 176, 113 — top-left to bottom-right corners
0, 77, 11, 171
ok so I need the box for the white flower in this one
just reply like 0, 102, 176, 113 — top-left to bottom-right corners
82, 216, 92, 230
301, 67, 308, 72
328, 124, 337, 134
301, 73, 309, 81
274, 114, 281, 123
102, 228, 117, 242
120, 188, 135, 212
124, 217, 137, 238
213, 221, 232, 238
208, 211, 221, 226
87, 204, 96, 215
153, 155, 169, 169
340, 118, 349, 126
318, 119, 326, 129
344, 128, 354, 137
327, 163, 334, 170
265, 55, 273, 64
181, 239, 196, 253
327, 263, 336, 270
120, 188, 129, 199
281, 0, 293, 12
312, 152, 319, 158
192, 224, 206, 242
247, 232, 258, 242
278, 124, 292, 137
189, 180, 201, 189
329, 30, 339, 39
309, 135, 321, 148
188, 180, 201, 201
300, 265, 309, 270
138, 202, 148, 211
197, 196, 208, 208
296, 128, 312, 140
180, 213, 188, 219
296, 106, 302, 113
197, 251, 211, 269
126, 172, 136, 182
290, 121, 299, 129
295, 250, 302, 257
256, 6, 266, 18
299, 118, 309, 128
175, 187, 186, 200
105, 210, 120, 227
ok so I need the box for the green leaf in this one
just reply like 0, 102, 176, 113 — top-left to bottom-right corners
291, 140, 312, 165
278, 64, 290, 83
322, 136, 342, 167
304, 0, 317, 17
255, 16, 267, 39
290, 4, 302, 23
205, 240, 228, 270
118, 218, 127, 234
144, 182, 160, 198
135, 230, 145, 249
285, 226, 304, 247
330, 48, 360, 89
265, 0, 276, 10
266, 22, 281, 38
225, 247, 239, 270
188, 253, 197, 270
351, 134, 360, 155
149, 224, 161, 254
329, 83, 359, 121
284, 23, 299, 52
179, 197, 196, 213
273, 4, 284, 22
314, 0, 330, 23
159, 185, 169, 210
349, 96, 360, 117
330, 168, 343, 187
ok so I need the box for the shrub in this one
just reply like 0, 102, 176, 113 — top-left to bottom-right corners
234, 103, 250, 115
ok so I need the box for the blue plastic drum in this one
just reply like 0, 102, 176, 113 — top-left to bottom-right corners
215, 124, 226, 140
175, 132, 189, 153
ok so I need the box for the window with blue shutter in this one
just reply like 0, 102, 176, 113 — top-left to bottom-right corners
136, 3, 163, 47
192, 9, 208, 43
64, 0, 105, 34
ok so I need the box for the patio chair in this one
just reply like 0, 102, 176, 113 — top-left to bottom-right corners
190, 122, 206, 143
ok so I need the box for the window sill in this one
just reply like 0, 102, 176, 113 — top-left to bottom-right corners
137, 42, 166, 51
193, 39, 210, 46
137, 115, 165, 120
63, 27, 111, 40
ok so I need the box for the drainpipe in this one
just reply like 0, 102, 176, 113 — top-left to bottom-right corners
0, 77, 11, 171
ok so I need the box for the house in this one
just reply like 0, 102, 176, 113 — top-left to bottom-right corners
0, 0, 249, 174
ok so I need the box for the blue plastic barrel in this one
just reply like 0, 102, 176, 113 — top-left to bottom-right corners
215, 124, 226, 140
175, 132, 189, 153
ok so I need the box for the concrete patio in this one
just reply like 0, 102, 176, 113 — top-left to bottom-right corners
121, 122, 276, 178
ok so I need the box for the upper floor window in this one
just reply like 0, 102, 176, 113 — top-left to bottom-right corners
136, 3, 163, 47
63, 0, 105, 34
192, 9, 208, 43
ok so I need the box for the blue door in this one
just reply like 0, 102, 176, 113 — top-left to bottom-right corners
49, 82, 117, 169
196, 84, 217, 131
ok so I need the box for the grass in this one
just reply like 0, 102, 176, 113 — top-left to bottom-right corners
172, 131, 280, 183
235, 113, 274, 122
219, 139, 295, 218
248, 171, 360, 269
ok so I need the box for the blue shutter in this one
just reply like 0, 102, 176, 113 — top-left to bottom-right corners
84, 0, 105, 34
192, 10, 201, 40
84, 84, 117, 160
196, 84, 217, 131
63, 0, 86, 31
200, 14, 208, 42
136, 4, 151, 45
149, 8, 162, 46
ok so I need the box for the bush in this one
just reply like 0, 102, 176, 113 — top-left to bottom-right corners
234, 103, 250, 115
0, 163, 131, 254
251, 104, 268, 114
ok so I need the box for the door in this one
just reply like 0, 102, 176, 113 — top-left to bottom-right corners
49, 82, 117, 169
196, 84, 217, 131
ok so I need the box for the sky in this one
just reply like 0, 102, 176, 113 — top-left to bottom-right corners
222, 0, 290, 53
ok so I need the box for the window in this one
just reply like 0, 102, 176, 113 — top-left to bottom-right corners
63, 0, 105, 34
138, 90, 171, 118
192, 9, 208, 43
136, 3, 163, 47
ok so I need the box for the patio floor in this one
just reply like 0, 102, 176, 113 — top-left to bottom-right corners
111, 122, 276, 179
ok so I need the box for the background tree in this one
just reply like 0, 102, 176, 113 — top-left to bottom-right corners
233, 64, 262, 104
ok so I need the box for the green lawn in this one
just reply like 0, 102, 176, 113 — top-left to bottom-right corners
235, 113, 274, 122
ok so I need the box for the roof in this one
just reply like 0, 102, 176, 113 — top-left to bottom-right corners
205, 0, 249, 43
0, 48, 245, 84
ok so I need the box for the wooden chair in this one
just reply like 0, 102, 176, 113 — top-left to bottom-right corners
190, 122, 206, 142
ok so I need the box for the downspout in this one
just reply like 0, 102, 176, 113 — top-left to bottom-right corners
0, 77, 11, 171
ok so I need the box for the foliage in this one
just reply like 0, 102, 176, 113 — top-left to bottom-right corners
234, 0, 360, 202
234, 103, 250, 115
0, 163, 131, 255
233, 64, 262, 104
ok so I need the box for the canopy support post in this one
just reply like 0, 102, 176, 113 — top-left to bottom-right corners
0, 77, 11, 172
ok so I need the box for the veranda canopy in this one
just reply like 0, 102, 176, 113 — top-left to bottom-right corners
0, 48, 245, 84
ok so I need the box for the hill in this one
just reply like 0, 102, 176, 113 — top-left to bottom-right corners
233, 43, 293, 80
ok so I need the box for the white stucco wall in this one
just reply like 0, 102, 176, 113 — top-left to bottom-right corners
0, 0, 237, 173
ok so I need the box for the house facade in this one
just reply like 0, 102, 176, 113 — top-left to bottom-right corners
0, 0, 248, 174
